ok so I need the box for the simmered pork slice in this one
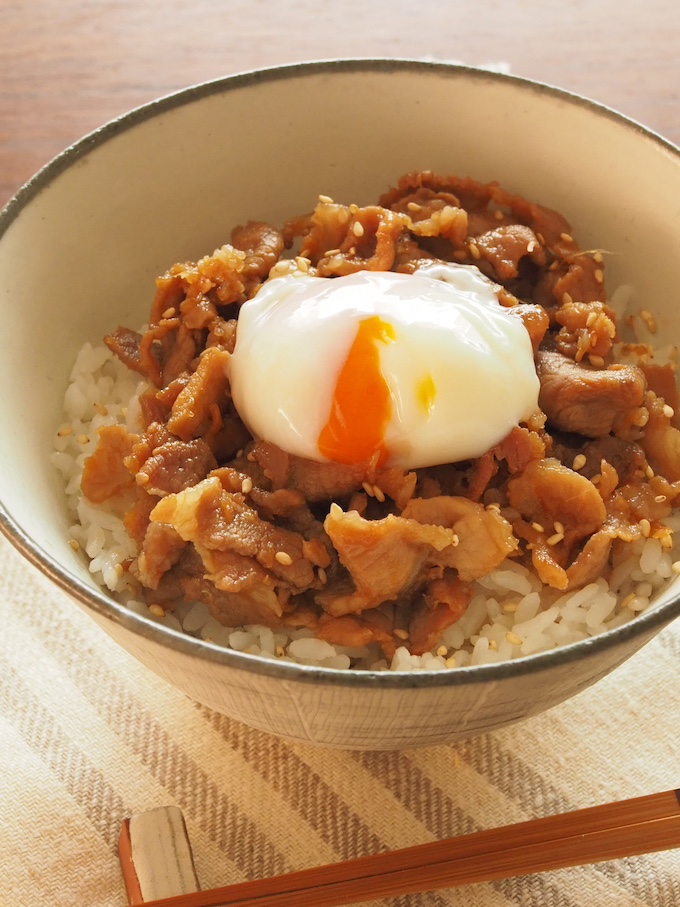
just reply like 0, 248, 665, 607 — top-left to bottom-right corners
104, 327, 146, 378
536, 350, 646, 438
317, 605, 401, 660
251, 441, 367, 502
641, 393, 680, 482
136, 437, 217, 497
250, 440, 417, 506
401, 496, 518, 582
319, 498, 515, 617
506, 303, 550, 353
554, 299, 617, 362
466, 426, 546, 502
135, 521, 187, 589
563, 530, 614, 590
320, 583, 471, 659
473, 224, 546, 281
211, 466, 333, 565
408, 572, 472, 655
574, 436, 648, 485
213, 466, 307, 518
298, 202, 409, 275
231, 221, 285, 294
507, 458, 606, 552
167, 347, 231, 441
179, 546, 285, 627
318, 504, 460, 616
507, 458, 610, 589
159, 323, 199, 387
149, 476, 317, 592
386, 186, 469, 247
81, 424, 139, 503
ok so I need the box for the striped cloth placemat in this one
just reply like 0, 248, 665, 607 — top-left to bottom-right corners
1, 530, 679, 907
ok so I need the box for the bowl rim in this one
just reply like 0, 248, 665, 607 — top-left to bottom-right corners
2, 56, 680, 690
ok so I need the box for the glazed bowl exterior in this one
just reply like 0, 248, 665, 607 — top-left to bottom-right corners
2, 60, 680, 750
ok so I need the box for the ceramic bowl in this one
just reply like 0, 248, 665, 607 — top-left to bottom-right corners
2, 60, 680, 750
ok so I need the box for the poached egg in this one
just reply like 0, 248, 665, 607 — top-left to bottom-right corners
228, 263, 539, 470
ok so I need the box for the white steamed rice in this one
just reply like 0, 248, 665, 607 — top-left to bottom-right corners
50, 339, 680, 672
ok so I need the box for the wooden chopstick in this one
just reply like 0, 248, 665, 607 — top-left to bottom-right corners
136, 788, 680, 907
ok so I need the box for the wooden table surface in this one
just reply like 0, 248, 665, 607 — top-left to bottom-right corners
1, 0, 679, 209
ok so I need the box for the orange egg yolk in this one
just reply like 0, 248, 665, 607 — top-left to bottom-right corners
318, 315, 395, 467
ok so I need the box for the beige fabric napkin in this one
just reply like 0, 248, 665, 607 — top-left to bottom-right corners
1, 530, 679, 907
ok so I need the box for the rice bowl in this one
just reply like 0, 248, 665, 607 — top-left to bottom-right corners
2, 60, 680, 748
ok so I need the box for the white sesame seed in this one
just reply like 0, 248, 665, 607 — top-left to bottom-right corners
639, 310, 657, 333
572, 454, 587, 470
639, 518, 651, 538
68, 538, 80, 551
560, 232, 573, 243
663, 404, 675, 419
372, 485, 385, 503
275, 551, 293, 566
149, 604, 165, 618
660, 531, 674, 549
531, 522, 545, 533
241, 477, 253, 494
352, 221, 365, 237
394, 628, 409, 640
362, 481, 375, 497
506, 631, 523, 646
621, 592, 636, 609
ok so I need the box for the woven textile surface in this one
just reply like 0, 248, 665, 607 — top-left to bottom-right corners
2, 531, 679, 907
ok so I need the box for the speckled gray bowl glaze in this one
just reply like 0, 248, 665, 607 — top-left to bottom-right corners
2, 60, 680, 750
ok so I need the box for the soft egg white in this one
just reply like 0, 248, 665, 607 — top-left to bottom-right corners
228, 264, 540, 469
